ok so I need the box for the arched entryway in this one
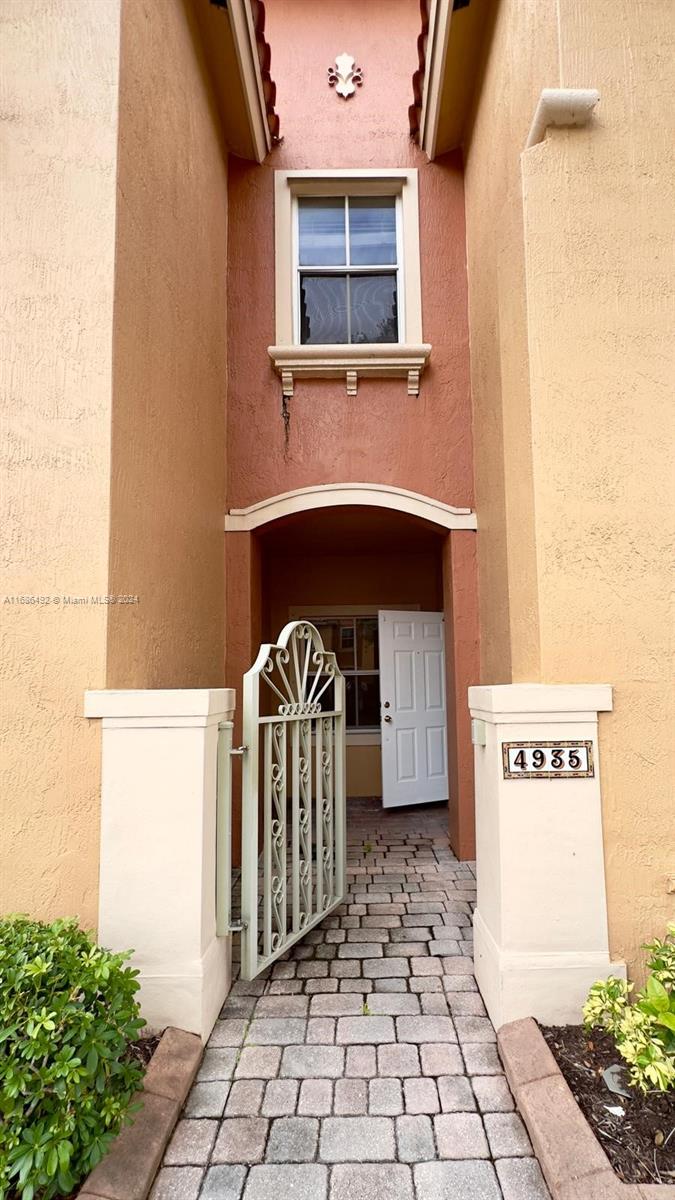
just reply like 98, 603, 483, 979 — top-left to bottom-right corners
225, 483, 477, 533
225, 484, 478, 864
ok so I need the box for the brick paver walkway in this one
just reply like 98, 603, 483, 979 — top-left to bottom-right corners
153, 800, 549, 1200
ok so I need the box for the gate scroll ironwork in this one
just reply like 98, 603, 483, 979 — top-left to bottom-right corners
240, 621, 346, 980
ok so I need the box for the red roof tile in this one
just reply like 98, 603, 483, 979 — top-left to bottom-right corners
409, 0, 430, 141
250, 0, 280, 143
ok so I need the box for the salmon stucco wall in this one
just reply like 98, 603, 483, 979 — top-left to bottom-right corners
442, 532, 480, 859
263, 549, 443, 638
106, 0, 228, 690
0, 0, 121, 927
226, 0, 473, 516
464, 0, 675, 975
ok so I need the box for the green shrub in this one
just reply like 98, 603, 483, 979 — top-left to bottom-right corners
583, 923, 675, 1093
0, 916, 145, 1200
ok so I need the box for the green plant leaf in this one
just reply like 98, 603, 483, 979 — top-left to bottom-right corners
646, 976, 669, 1011
655, 1012, 675, 1033
57, 1140, 72, 1168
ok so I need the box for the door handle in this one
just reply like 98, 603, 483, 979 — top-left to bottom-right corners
383, 715, 392, 723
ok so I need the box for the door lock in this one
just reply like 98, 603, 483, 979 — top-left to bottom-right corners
383, 715, 392, 723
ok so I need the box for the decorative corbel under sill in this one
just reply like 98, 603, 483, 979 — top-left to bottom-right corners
268, 343, 432, 397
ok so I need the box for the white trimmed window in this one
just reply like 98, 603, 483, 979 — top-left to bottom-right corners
269, 170, 430, 397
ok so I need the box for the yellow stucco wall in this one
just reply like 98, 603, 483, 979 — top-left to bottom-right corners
106, 0, 228, 689
0, 0, 121, 927
1, 0, 229, 929
464, 0, 559, 686
465, 0, 675, 975
347, 745, 382, 798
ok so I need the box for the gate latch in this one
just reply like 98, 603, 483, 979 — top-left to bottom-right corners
229, 745, 247, 756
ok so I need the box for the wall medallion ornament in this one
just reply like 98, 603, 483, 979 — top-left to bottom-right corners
328, 53, 363, 99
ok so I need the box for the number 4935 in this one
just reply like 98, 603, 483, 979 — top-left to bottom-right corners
502, 741, 593, 779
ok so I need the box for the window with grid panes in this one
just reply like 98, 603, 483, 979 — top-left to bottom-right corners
297, 196, 400, 345
310, 616, 380, 731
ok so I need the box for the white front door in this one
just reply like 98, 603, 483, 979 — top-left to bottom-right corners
378, 610, 449, 807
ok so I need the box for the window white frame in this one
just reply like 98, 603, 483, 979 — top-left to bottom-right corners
269, 170, 430, 397
292, 193, 405, 345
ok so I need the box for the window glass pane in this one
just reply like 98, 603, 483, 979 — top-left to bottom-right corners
300, 275, 348, 344
336, 619, 356, 670
356, 675, 381, 728
344, 677, 357, 727
314, 619, 355, 671
356, 618, 379, 670
350, 274, 398, 344
299, 198, 346, 266
309, 674, 357, 724
349, 196, 397, 265
311, 676, 334, 713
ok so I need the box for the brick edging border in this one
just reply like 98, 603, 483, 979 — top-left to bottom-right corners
497, 1018, 675, 1200
78, 1027, 202, 1200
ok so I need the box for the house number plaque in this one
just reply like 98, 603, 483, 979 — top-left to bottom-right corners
502, 740, 594, 780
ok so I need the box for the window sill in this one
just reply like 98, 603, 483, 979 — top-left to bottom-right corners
268, 343, 432, 397
311, 730, 381, 747
346, 731, 381, 747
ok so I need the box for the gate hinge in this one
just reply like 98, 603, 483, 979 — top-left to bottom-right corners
229, 745, 247, 756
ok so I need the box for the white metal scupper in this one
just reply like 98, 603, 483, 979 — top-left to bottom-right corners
239, 622, 347, 980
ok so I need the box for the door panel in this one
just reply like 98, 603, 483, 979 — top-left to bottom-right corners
396, 727, 418, 781
426, 726, 447, 778
424, 651, 444, 709
379, 610, 449, 807
394, 650, 415, 710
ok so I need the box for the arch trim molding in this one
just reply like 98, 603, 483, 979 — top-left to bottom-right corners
224, 483, 477, 532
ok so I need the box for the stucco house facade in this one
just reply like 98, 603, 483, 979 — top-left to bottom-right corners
2, 0, 673, 1037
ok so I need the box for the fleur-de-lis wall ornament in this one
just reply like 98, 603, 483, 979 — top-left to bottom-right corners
328, 53, 364, 99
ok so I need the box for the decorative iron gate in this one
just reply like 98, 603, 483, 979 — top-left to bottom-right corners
239, 621, 346, 980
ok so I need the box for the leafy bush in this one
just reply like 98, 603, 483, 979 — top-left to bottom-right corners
0, 917, 145, 1200
583, 923, 675, 1093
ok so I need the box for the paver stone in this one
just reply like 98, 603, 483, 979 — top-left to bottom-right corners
242, 1164, 327, 1200
265, 1117, 319, 1162
319, 1116, 395, 1162
329, 1163, 414, 1200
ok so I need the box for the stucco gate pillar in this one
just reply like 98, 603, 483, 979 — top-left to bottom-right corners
85, 688, 235, 1041
469, 684, 625, 1029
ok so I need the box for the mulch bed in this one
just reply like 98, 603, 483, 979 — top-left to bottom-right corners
541, 1024, 675, 1186
126, 1032, 161, 1070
